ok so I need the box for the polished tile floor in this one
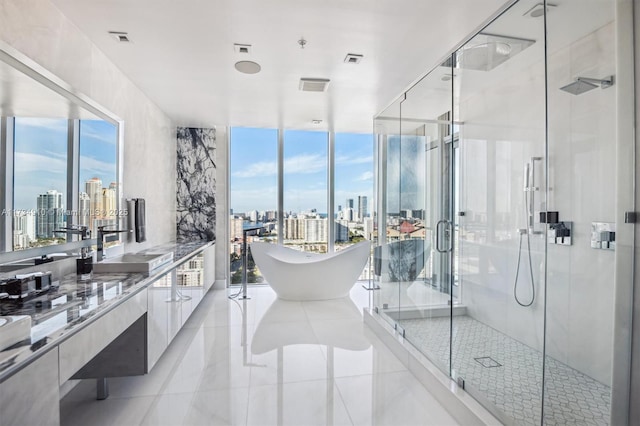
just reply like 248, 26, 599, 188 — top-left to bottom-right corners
60, 285, 459, 426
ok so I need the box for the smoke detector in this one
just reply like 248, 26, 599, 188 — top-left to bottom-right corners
344, 53, 363, 64
234, 43, 252, 54
108, 31, 130, 43
299, 78, 330, 92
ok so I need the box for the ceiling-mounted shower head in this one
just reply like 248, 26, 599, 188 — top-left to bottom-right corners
559, 75, 614, 95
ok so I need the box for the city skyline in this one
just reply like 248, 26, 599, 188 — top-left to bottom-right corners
13, 117, 117, 211
11, 117, 117, 250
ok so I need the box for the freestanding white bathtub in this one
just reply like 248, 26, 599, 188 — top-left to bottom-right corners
249, 241, 371, 301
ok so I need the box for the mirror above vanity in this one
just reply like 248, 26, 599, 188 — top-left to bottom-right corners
0, 41, 123, 270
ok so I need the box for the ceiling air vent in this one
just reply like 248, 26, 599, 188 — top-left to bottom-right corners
299, 78, 330, 92
234, 43, 252, 54
344, 53, 363, 64
108, 31, 130, 43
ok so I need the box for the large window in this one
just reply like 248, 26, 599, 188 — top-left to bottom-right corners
13, 118, 68, 250
229, 127, 373, 284
8, 118, 118, 252
283, 130, 328, 253
229, 127, 278, 284
334, 133, 373, 249
79, 120, 118, 236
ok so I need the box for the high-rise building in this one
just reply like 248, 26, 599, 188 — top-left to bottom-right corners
346, 198, 354, 210
36, 189, 64, 238
345, 207, 354, 222
249, 210, 259, 222
363, 218, 374, 240
335, 219, 349, 242
78, 192, 90, 227
305, 218, 327, 242
85, 177, 102, 233
14, 211, 35, 242
13, 211, 35, 249
284, 216, 303, 240
230, 216, 244, 239
102, 187, 116, 218
358, 195, 368, 221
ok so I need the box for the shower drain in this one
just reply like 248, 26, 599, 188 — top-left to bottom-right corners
474, 356, 502, 368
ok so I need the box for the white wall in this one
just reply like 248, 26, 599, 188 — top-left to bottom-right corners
0, 0, 177, 249
214, 126, 228, 288
458, 21, 617, 385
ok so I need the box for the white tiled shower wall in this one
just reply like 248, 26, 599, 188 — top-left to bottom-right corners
458, 21, 616, 385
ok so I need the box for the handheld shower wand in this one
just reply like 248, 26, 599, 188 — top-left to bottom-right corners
514, 157, 541, 307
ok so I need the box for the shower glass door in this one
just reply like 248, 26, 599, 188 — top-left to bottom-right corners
373, 96, 403, 329
452, 1, 547, 423
394, 58, 455, 376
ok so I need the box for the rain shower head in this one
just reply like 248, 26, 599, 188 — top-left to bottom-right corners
560, 76, 614, 95
441, 32, 535, 71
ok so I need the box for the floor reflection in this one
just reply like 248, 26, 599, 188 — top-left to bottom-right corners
60, 286, 459, 426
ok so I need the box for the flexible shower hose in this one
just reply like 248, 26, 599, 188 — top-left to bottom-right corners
514, 190, 536, 307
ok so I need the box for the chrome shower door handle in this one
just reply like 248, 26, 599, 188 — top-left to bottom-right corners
436, 219, 453, 253
446, 220, 454, 253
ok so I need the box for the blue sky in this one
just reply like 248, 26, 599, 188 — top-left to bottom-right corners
230, 127, 373, 215
13, 118, 117, 210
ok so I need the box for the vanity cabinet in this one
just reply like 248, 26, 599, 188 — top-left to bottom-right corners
59, 289, 147, 384
147, 277, 171, 370
0, 349, 59, 426
0, 242, 215, 426
147, 244, 214, 370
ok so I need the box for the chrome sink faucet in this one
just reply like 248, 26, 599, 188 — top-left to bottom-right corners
97, 225, 131, 260
54, 225, 91, 240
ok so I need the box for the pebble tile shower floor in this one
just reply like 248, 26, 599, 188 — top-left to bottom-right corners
397, 316, 610, 425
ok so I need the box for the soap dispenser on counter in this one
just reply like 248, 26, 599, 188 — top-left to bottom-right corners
77, 247, 93, 281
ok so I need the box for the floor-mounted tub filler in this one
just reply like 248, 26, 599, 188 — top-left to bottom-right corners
249, 241, 371, 301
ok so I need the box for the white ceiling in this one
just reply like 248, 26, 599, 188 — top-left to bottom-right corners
50, 0, 509, 133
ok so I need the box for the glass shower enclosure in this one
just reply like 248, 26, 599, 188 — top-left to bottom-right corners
372, 0, 635, 424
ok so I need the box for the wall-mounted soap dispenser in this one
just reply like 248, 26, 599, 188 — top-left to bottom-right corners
76, 247, 93, 281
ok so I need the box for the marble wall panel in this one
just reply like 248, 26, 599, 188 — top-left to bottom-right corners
176, 127, 216, 241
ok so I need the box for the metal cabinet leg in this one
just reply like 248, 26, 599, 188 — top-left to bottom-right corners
96, 378, 109, 400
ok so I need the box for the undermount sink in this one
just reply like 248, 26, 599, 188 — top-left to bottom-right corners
92, 252, 174, 274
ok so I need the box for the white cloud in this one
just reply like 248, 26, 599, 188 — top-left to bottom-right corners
233, 153, 327, 178
81, 122, 117, 144
285, 154, 326, 174
14, 152, 66, 173
17, 117, 67, 133
79, 155, 116, 175
233, 161, 277, 178
335, 154, 373, 166
357, 171, 374, 181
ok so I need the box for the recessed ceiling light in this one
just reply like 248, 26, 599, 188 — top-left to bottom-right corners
311, 119, 323, 125
235, 61, 261, 74
234, 43, 252, 54
344, 53, 363, 64
108, 31, 130, 43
